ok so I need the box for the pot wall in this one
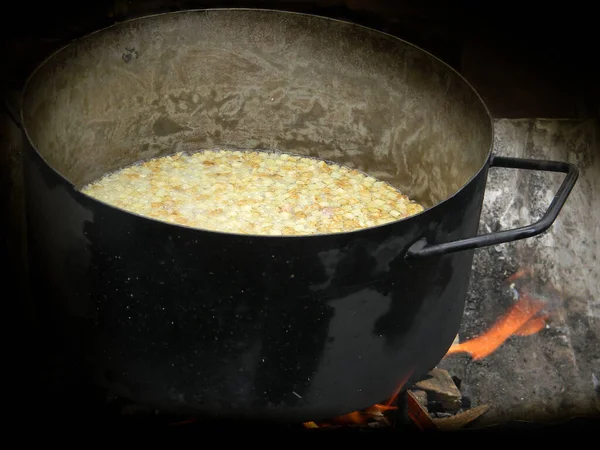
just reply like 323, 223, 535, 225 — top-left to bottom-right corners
20, 9, 493, 420
24, 138, 489, 420
22, 9, 491, 209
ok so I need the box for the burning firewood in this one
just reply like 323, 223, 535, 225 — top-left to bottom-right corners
413, 368, 462, 411
432, 405, 490, 431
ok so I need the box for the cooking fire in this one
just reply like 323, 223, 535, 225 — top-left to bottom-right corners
16, 8, 585, 430
301, 268, 556, 430
146, 268, 558, 431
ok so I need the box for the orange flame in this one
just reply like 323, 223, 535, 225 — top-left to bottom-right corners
445, 294, 547, 360
515, 313, 549, 336
304, 268, 554, 430
382, 370, 414, 407
331, 410, 369, 426
303, 370, 413, 428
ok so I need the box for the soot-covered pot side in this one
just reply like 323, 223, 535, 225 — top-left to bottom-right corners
21, 9, 543, 421
24, 147, 487, 419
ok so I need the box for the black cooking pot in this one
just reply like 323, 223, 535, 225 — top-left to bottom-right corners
17, 9, 577, 421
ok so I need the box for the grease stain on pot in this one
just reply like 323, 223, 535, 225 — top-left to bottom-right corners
153, 116, 190, 136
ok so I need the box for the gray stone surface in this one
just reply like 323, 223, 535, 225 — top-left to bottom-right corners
439, 118, 600, 426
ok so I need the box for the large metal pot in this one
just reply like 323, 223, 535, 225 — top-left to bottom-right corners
19, 9, 577, 421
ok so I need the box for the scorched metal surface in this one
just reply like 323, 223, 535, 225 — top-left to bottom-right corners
18, 9, 577, 421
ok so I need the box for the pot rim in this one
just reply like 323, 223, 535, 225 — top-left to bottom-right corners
20, 8, 495, 239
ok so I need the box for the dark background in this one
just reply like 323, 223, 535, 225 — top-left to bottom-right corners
1, 0, 598, 427
2, 0, 599, 117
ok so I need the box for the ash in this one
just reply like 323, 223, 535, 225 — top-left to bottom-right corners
439, 118, 600, 426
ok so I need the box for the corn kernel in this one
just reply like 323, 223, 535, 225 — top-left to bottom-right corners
81, 150, 424, 235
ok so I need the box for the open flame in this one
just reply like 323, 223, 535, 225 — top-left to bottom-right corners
445, 267, 552, 360
444, 294, 547, 360
304, 268, 553, 429
303, 370, 413, 428
164, 270, 553, 429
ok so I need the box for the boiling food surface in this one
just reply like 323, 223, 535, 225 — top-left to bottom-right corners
81, 150, 424, 235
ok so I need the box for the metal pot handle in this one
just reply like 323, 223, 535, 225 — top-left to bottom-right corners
406, 155, 579, 258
